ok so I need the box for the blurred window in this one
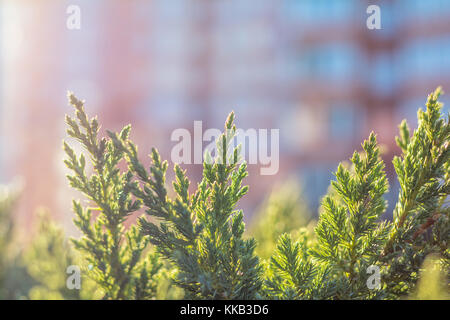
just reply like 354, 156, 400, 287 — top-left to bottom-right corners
151, 28, 190, 59
397, 37, 450, 80
372, 53, 395, 96
153, 0, 189, 22
397, 0, 450, 19
214, 0, 271, 24
299, 164, 336, 211
302, 44, 361, 82
213, 24, 273, 60
283, 0, 354, 25
329, 103, 360, 140
151, 95, 186, 125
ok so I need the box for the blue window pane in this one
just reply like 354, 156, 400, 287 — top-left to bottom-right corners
301, 44, 361, 81
283, 0, 354, 25
329, 104, 360, 140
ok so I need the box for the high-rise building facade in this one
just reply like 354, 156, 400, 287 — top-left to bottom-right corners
1, 0, 449, 230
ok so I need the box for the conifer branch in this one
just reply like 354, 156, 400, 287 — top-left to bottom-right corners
108, 111, 263, 299
59, 88, 448, 300
384, 87, 449, 255
64, 93, 161, 299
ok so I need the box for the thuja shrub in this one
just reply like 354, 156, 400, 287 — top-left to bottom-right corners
0, 186, 89, 300
0, 184, 22, 299
110, 112, 262, 299
248, 181, 313, 260
64, 95, 166, 299
64, 88, 449, 300
23, 211, 99, 300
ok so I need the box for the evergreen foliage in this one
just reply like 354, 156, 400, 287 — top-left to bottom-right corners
248, 181, 312, 259
108, 112, 263, 299
265, 232, 333, 299
1, 88, 448, 300
0, 184, 25, 299
0, 185, 17, 279
64, 93, 163, 299
66, 87, 448, 300
0, 186, 90, 300
380, 87, 449, 297
23, 211, 98, 300
267, 87, 449, 299
410, 254, 449, 299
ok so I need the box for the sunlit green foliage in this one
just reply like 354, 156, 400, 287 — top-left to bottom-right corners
410, 254, 449, 300
268, 87, 449, 299
1, 88, 448, 300
0, 187, 96, 300
64, 93, 163, 299
380, 87, 449, 297
23, 211, 99, 300
0, 185, 17, 283
0, 184, 29, 299
108, 112, 263, 299
249, 181, 312, 260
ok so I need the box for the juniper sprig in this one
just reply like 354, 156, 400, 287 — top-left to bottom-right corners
267, 133, 391, 299
64, 93, 162, 299
60, 88, 448, 300
380, 87, 449, 297
108, 112, 263, 299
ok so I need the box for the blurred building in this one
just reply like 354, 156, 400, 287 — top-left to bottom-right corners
0, 0, 450, 231
280, 0, 450, 210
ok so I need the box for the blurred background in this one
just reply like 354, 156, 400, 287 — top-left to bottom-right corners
0, 0, 449, 236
